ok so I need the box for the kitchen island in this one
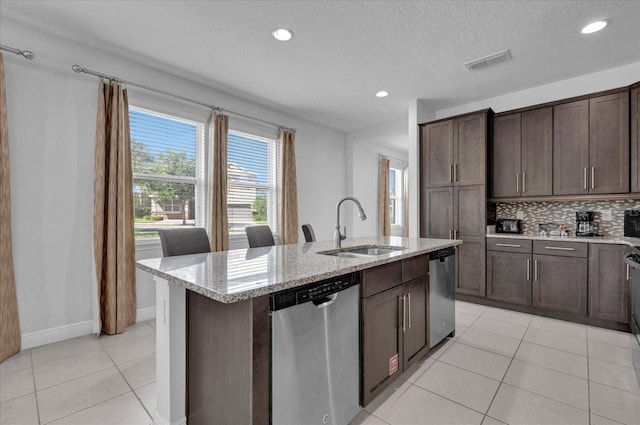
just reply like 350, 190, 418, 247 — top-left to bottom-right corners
137, 236, 460, 425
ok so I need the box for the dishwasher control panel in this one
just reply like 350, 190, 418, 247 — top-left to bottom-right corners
270, 273, 359, 311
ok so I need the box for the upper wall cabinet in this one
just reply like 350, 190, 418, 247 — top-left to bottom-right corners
631, 87, 640, 192
553, 92, 629, 195
492, 108, 552, 198
420, 112, 487, 188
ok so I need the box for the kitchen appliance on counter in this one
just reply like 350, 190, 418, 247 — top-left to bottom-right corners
575, 211, 597, 237
623, 250, 640, 385
624, 210, 640, 237
429, 247, 456, 347
495, 218, 523, 234
270, 273, 360, 425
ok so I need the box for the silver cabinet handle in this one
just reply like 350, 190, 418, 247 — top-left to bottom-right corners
534, 260, 539, 282
454, 163, 458, 182
454, 230, 458, 239
591, 166, 595, 189
408, 293, 411, 330
544, 246, 575, 251
516, 172, 520, 193
627, 264, 630, 281
523, 172, 526, 193
449, 229, 452, 239
450, 164, 453, 182
526, 259, 531, 281
583, 167, 588, 190
496, 243, 521, 248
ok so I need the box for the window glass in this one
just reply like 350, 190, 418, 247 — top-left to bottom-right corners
130, 107, 204, 239
389, 167, 403, 226
227, 130, 277, 236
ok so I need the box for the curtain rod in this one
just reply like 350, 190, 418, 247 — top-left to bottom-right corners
379, 154, 407, 167
71, 64, 296, 133
0, 44, 35, 60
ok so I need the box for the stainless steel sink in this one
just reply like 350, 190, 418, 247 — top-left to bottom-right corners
318, 245, 405, 258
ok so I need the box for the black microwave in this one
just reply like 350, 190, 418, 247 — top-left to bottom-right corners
495, 219, 523, 234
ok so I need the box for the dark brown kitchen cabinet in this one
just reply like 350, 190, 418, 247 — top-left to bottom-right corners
492, 108, 552, 198
631, 87, 640, 192
420, 112, 487, 188
553, 93, 629, 195
487, 250, 532, 306
421, 185, 486, 297
532, 254, 588, 316
361, 257, 429, 406
589, 244, 630, 324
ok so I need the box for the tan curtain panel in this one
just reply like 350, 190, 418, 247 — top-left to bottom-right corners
93, 80, 136, 335
278, 129, 299, 245
378, 157, 391, 237
0, 53, 21, 362
208, 112, 229, 252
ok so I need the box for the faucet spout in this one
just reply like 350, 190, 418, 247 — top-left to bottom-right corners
334, 196, 367, 248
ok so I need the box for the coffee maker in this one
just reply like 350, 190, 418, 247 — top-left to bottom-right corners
576, 211, 597, 236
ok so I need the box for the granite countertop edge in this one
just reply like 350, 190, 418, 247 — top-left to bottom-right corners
486, 233, 640, 246
137, 237, 462, 304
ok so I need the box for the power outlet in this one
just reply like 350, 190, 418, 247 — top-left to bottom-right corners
516, 210, 524, 220
601, 209, 612, 222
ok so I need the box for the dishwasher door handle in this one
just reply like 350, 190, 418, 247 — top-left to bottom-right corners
312, 293, 338, 308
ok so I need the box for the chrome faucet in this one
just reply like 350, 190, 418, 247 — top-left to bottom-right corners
334, 196, 367, 248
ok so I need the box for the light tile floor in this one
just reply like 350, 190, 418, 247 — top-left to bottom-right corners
1, 302, 639, 425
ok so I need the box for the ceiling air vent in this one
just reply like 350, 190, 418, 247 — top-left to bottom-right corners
464, 49, 512, 71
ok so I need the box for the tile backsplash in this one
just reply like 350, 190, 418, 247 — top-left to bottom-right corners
496, 200, 640, 236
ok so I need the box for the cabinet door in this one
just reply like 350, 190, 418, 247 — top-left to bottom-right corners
487, 251, 532, 306
456, 240, 486, 297
589, 93, 630, 194
420, 121, 454, 188
402, 277, 428, 370
533, 255, 588, 315
361, 286, 403, 406
421, 187, 453, 238
492, 114, 521, 198
631, 88, 640, 192
454, 113, 486, 186
521, 108, 553, 196
589, 244, 630, 324
553, 100, 589, 195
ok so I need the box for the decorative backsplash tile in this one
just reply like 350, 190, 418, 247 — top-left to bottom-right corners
496, 200, 640, 236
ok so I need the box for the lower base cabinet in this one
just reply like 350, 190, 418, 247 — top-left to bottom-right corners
533, 254, 588, 315
589, 244, 630, 324
361, 258, 429, 407
487, 251, 532, 306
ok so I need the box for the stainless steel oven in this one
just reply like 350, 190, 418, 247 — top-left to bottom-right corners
623, 251, 640, 385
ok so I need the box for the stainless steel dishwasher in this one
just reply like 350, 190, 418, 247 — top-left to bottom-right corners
429, 247, 456, 347
270, 273, 360, 425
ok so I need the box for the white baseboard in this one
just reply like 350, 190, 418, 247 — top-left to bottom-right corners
22, 306, 157, 349
137, 306, 156, 323
21, 320, 94, 350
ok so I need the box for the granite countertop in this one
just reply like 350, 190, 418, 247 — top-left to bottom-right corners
136, 236, 461, 303
486, 232, 640, 247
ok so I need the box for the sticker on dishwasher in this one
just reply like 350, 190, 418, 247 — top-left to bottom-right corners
389, 353, 399, 376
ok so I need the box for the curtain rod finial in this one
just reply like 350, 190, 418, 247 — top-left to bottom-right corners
22, 50, 35, 60
72, 64, 83, 73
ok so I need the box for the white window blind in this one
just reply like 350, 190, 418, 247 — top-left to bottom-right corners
130, 107, 205, 239
227, 130, 277, 237
390, 167, 404, 226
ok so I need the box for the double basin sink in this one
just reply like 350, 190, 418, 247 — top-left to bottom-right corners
318, 245, 405, 259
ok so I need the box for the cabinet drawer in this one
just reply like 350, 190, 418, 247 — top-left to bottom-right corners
533, 240, 587, 258
402, 255, 429, 282
362, 262, 403, 298
487, 238, 532, 253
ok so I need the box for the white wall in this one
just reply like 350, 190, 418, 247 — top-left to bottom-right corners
1, 17, 347, 347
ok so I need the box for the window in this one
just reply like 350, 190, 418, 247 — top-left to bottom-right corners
130, 107, 205, 239
389, 167, 404, 226
227, 130, 277, 237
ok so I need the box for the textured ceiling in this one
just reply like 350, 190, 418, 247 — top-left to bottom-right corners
1, 1, 639, 132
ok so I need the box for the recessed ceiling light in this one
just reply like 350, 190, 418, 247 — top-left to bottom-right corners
376, 91, 389, 98
272, 28, 293, 41
581, 21, 608, 34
